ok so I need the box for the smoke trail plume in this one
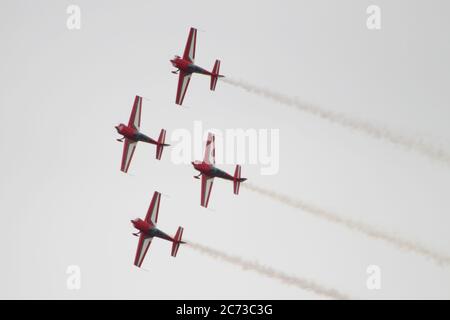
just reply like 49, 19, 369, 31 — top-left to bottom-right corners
221, 77, 450, 166
187, 241, 350, 300
243, 182, 450, 266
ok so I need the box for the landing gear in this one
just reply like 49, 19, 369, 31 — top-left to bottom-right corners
132, 232, 140, 237
171, 70, 179, 74
193, 173, 201, 179
116, 137, 124, 142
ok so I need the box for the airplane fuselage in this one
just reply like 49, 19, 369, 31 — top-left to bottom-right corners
115, 124, 157, 144
191, 161, 234, 181
131, 218, 174, 242
171, 57, 212, 76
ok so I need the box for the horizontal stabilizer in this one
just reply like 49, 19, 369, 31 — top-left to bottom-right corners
210, 60, 222, 91
233, 165, 246, 195
171, 226, 185, 257
156, 129, 168, 160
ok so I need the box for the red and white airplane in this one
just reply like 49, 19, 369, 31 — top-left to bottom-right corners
170, 27, 224, 106
115, 95, 169, 173
192, 133, 247, 208
131, 191, 185, 268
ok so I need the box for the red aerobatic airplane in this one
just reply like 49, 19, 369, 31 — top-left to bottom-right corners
131, 191, 185, 267
115, 95, 169, 173
171, 27, 224, 105
192, 133, 247, 208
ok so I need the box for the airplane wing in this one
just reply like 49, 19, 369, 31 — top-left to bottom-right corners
120, 139, 137, 173
128, 95, 142, 130
183, 27, 197, 63
203, 132, 215, 165
175, 71, 191, 105
200, 175, 214, 208
145, 191, 161, 225
134, 234, 153, 267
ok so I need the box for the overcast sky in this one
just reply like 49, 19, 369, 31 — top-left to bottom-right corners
1, 0, 450, 299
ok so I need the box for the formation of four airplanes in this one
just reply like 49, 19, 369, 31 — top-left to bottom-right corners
114, 28, 248, 268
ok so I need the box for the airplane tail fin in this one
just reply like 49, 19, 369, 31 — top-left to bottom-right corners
171, 226, 185, 257
233, 165, 247, 195
210, 60, 223, 91
156, 129, 169, 160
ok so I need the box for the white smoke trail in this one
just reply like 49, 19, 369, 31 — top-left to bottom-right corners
243, 182, 450, 266
221, 77, 450, 166
186, 241, 351, 300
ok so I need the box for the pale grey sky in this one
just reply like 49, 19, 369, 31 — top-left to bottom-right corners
1, 0, 450, 299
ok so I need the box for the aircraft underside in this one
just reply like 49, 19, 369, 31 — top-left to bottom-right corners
135, 132, 157, 144
147, 228, 173, 242
210, 167, 233, 180
187, 64, 209, 75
